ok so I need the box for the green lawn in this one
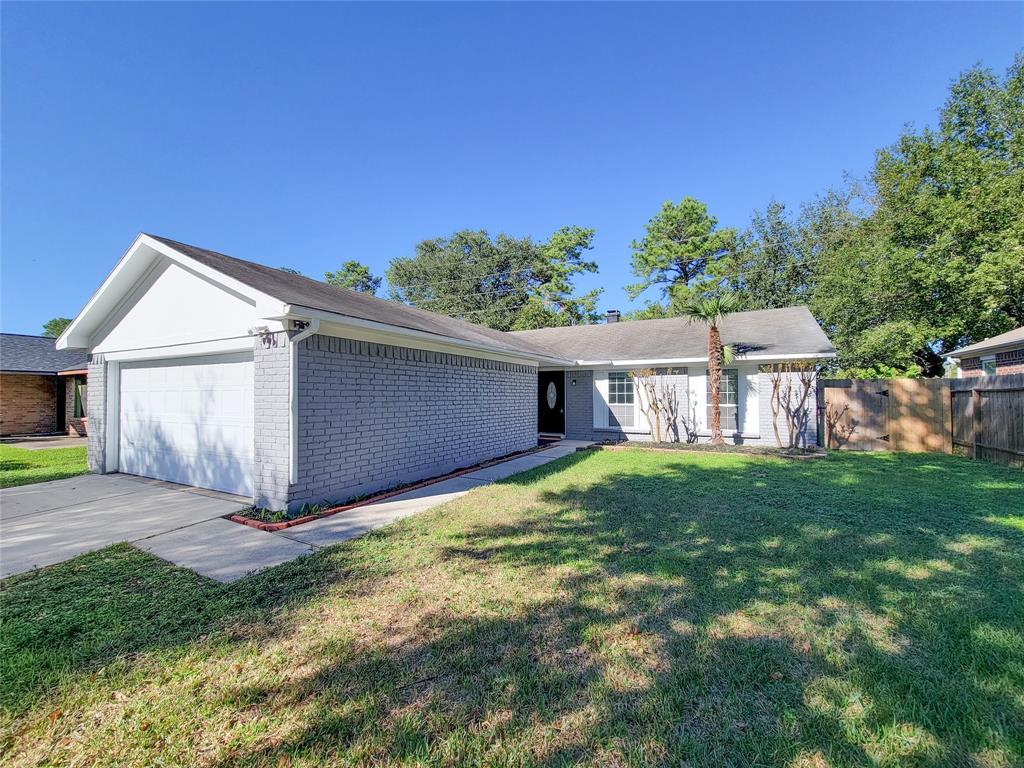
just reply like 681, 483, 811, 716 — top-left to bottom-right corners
2, 450, 1022, 767
0, 444, 88, 488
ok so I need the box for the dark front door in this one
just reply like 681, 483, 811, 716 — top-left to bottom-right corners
537, 371, 565, 434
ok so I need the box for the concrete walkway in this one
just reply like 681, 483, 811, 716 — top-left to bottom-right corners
0, 441, 590, 584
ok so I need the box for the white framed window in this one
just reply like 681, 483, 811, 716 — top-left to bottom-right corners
706, 369, 740, 432
607, 371, 635, 427
981, 357, 997, 376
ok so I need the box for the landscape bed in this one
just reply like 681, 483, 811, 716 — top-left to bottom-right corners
230, 444, 550, 531
1, 449, 1022, 767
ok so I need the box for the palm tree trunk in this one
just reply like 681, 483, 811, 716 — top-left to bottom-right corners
708, 324, 724, 446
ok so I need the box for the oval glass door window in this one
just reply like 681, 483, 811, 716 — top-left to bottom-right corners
546, 381, 558, 409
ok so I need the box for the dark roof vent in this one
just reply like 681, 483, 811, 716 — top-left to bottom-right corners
605, 309, 621, 324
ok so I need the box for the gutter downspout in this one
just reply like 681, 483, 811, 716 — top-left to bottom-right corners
289, 317, 320, 487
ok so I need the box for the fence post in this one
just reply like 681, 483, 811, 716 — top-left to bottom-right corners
971, 388, 982, 459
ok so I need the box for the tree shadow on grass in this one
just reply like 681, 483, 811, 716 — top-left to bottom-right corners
199, 451, 1023, 766
3, 450, 1022, 766
0, 531, 408, 716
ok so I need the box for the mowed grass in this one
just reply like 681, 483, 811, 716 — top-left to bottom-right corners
0, 444, 88, 488
2, 450, 1023, 767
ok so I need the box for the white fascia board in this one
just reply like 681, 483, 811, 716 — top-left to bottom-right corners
281, 304, 575, 367
572, 352, 837, 368
98, 337, 256, 362
57, 234, 289, 351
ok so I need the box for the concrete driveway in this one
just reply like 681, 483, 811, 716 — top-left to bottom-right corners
0, 474, 311, 581
0, 441, 592, 583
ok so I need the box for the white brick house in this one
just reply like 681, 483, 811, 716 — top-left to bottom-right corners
59, 234, 835, 510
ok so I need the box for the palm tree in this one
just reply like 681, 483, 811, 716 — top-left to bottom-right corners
682, 294, 742, 446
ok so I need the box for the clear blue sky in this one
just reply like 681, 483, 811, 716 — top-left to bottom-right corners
2, 2, 1021, 335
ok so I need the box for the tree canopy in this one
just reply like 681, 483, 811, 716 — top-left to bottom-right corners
324, 260, 381, 294
386, 226, 600, 331
810, 56, 1024, 376
647, 57, 1024, 377
42, 317, 72, 338
627, 198, 737, 313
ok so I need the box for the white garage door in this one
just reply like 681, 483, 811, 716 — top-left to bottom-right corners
118, 352, 255, 496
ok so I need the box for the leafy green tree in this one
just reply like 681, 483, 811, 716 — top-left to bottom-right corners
721, 201, 810, 309
812, 56, 1024, 376
279, 267, 302, 275
42, 317, 72, 338
387, 227, 600, 331
325, 260, 381, 294
627, 198, 736, 311
681, 294, 742, 445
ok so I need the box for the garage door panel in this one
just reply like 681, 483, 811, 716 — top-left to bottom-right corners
118, 353, 254, 496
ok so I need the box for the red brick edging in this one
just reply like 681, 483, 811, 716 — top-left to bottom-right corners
228, 444, 552, 532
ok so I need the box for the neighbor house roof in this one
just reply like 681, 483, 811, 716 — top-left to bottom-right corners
147, 236, 566, 363
944, 326, 1024, 359
509, 306, 835, 363
0, 334, 88, 374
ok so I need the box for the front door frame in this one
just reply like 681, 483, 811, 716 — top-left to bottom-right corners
538, 370, 566, 435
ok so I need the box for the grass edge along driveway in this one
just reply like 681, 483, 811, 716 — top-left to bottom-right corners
2, 449, 1022, 767
0, 444, 88, 488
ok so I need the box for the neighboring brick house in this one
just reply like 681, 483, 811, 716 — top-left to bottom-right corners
0, 334, 88, 436
944, 326, 1024, 378
58, 234, 836, 510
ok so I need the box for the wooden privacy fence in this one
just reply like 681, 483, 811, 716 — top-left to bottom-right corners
820, 374, 1023, 467
950, 374, 1024, 469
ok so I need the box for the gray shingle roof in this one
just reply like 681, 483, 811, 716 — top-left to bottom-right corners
945, 326, 1024, 358
509, 306, 835, 361
150, 235, 565, 361
0, 334, 88, 374
148, 235, 833, 364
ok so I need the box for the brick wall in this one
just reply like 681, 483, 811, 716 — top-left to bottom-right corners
86, 356, 106, 472
564, 369, 597, 441
287, 334, 537, 509
960, 349, 1024, 377
0, 373, 58, 436
64, 376, 88, 436
562, 367, 818, 447
253, 332, 292, 510
996, 348, 1024, 376
757, 371, 817, 448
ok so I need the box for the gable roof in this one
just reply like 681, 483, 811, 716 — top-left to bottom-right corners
509, 306, 835, 363
147, 236, 564, 362
60, 233, 835, 366
0, 334, 88, 374
944, 325, 1024, 359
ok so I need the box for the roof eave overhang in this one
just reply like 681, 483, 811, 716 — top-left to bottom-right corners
943, 341, 1024, 359
281, 304, 575, 367
570, 351, 838, 367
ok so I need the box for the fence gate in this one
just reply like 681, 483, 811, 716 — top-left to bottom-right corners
821, 378, 952, 453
